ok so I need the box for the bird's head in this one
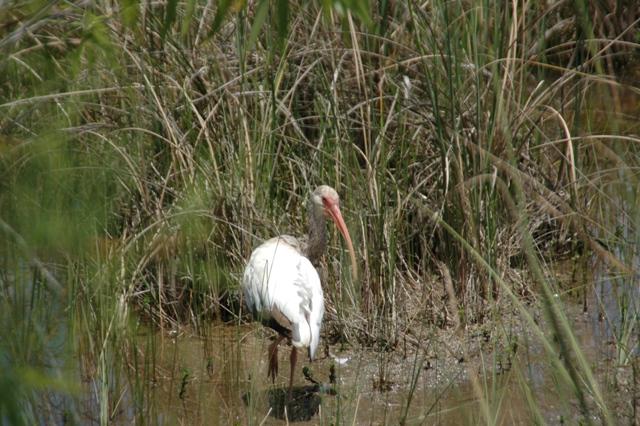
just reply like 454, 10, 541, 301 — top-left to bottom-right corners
311, 185, 340, 215
311, 185, 358, 280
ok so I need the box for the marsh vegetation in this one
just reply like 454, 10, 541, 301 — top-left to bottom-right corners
1, 0, 639, 423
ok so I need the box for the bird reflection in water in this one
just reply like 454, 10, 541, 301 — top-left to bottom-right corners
243, 364, 338, 422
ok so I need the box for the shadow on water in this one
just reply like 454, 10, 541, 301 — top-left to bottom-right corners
243, 385, 329, 422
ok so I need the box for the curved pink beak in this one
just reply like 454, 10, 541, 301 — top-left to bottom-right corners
324, 201, 358, 280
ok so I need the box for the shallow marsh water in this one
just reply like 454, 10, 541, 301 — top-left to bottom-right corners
87, 268, 635, 425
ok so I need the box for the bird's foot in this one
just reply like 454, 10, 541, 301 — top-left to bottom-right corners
302, 366, 319, 385
268, 342, 279, 382
268, 361, 278, 382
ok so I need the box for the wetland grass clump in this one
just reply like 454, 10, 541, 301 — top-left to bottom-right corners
1, 0, 639, 423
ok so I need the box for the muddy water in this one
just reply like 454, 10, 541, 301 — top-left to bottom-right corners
106, 251, 640, 425
118, 297, 620, 425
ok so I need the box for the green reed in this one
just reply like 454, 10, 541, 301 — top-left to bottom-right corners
1, 0, 639, 423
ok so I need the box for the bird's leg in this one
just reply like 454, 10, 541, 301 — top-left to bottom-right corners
268, 335, 285, 382
288, 346, 297, 401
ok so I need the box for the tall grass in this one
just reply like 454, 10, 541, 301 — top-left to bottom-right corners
1, 0, 639, 423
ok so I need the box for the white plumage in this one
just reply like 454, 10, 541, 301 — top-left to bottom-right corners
243, 237, 324, 359
241, 185, 357, 397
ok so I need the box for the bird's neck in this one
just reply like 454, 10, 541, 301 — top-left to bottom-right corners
305, 206, 327, 264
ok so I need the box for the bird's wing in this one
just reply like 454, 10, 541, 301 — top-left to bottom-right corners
242, 237, 324, 357
276, 250, 323, 360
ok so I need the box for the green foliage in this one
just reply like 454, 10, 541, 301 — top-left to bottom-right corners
1, 0, 639, 422
0, 364, 74, 425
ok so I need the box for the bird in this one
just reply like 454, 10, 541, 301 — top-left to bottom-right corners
242, 185, 357, 398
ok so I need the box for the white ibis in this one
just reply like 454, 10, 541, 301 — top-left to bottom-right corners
242, 185, 357, 397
